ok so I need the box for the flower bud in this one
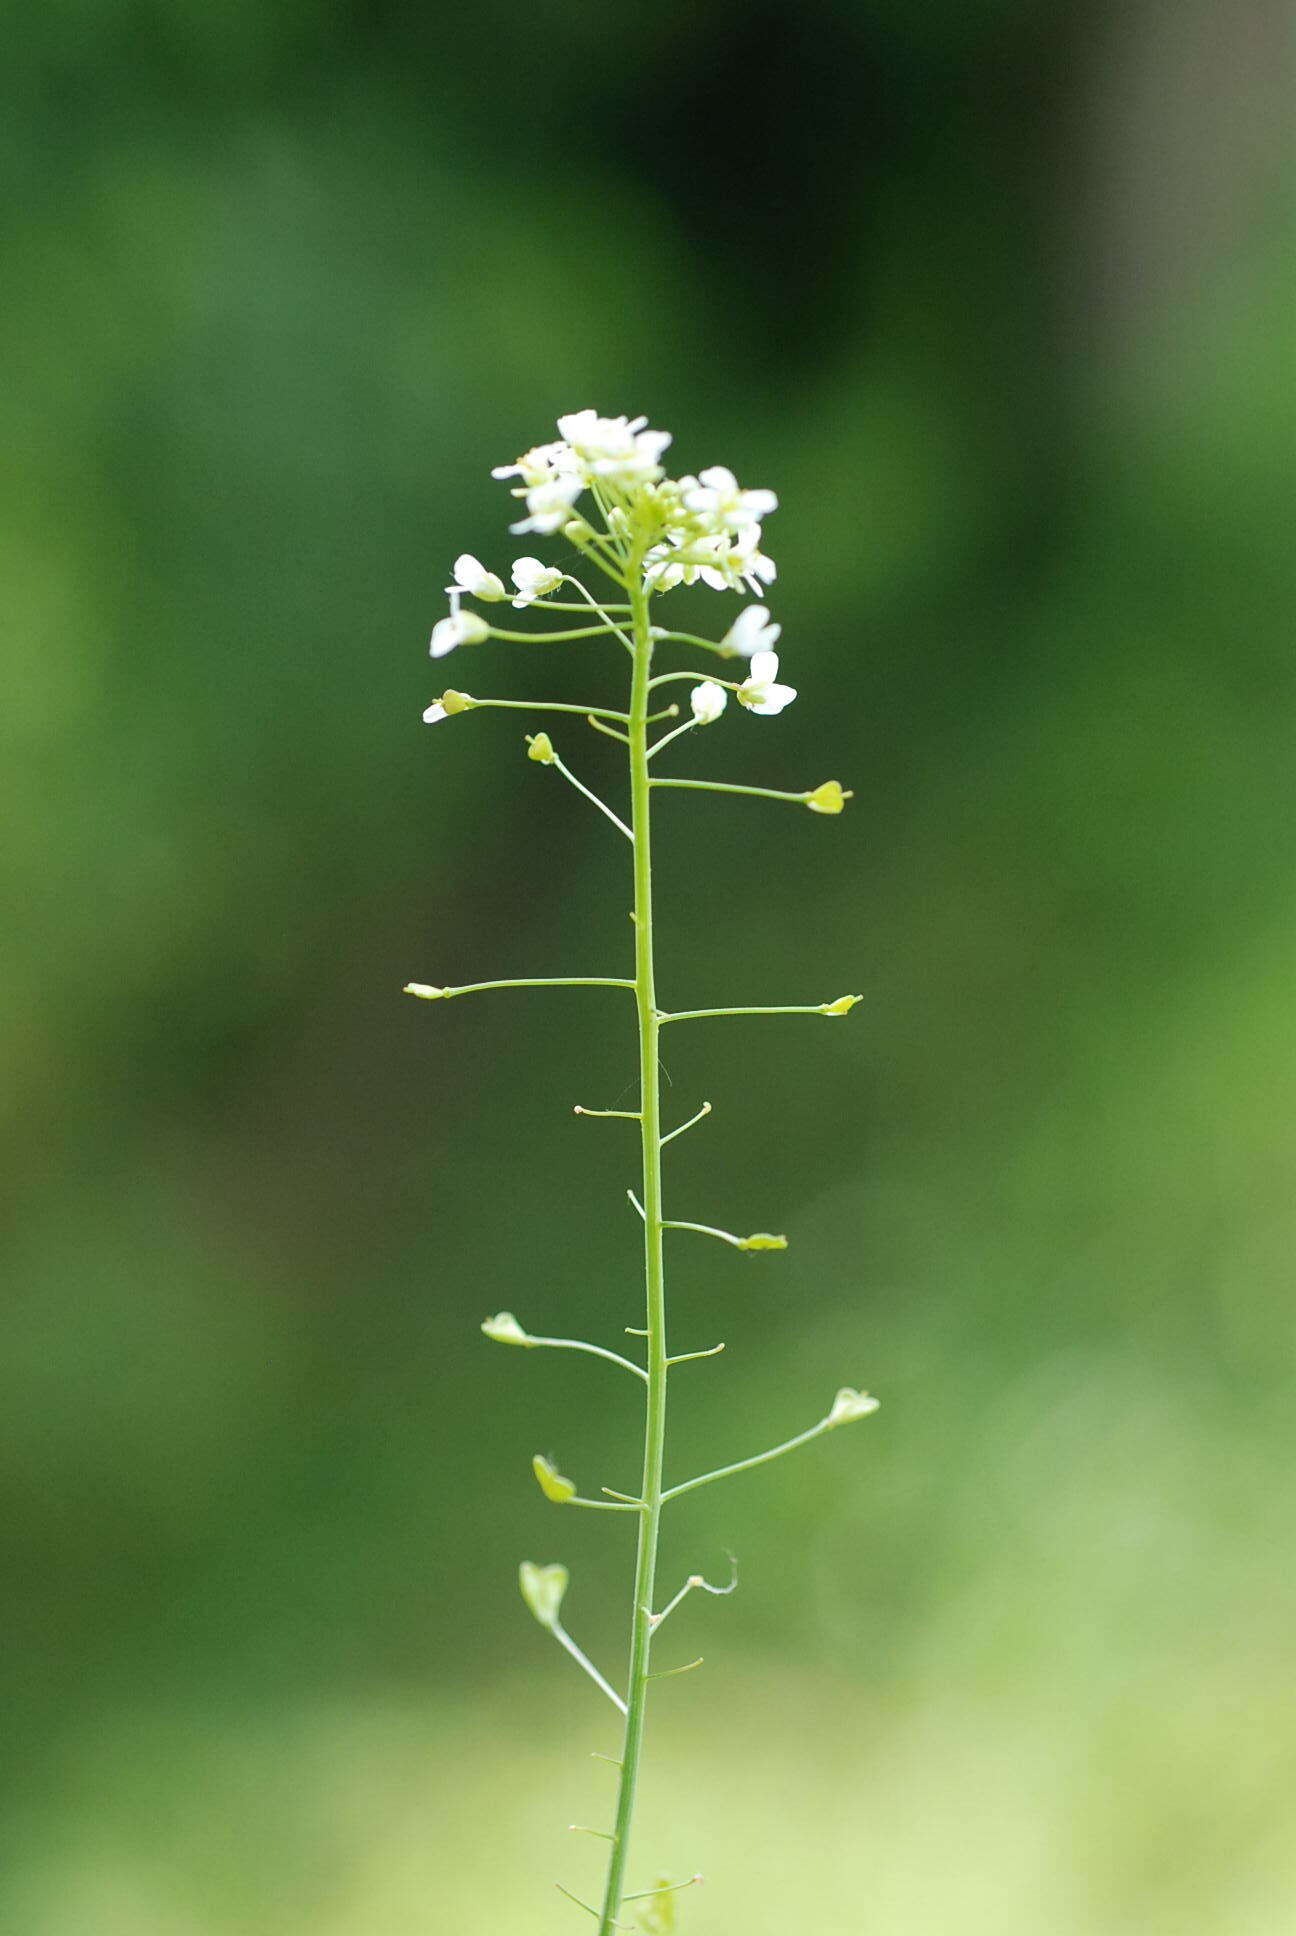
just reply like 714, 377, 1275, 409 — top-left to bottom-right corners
532, 1454, 576, 1504
806, 780, 851, 815
689, 681, 727, 725
403, 982, 447, 1000
440, 689, 475, 715
481, 1311, 531, 1346
821, 994, 862, 1016
527, 732, 556, 765
824, 1386, 880, 1428
736, 1231, 788, 1251
519, 1560, 569, 1628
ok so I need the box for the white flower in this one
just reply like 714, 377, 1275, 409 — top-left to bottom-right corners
726, 525, 777, 593
510, 556, 564, 607
448, 553, 506, 601
642, 549, 688, 592
510, 474, 585, 536
690, 680, 728, 725
429, 610, 490, 658
422, 700, 448, 725
737, 650, 797, 716
556, 410, 672, 487
491, 441, 573, 487
682, 465, 778, 530
644, 521, 779, 597
721, 604, 781, 658
644, 532, 731, 593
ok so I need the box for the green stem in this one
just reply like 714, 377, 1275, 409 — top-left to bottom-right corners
597, 566, 668, 1935
486, 623, 623, 643
650, 776, 810, 804
659, 1002, 835, 1024
549, 753, 634, 844
524, 1333, 648, 1382
466, 699, 630, 724
407, 976, 634, 1001
661, 1415, 834, 1503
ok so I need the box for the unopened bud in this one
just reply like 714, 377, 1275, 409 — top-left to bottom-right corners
821, 994, 862, 1017
527, 732, 556, 765
440, 688, 475, 715
403, 982, 447, 1000
737, 1232, 788, 1252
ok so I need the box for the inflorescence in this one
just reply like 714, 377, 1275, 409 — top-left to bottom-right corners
407, 410, 875, 1935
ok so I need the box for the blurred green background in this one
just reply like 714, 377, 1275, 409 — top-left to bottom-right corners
4, 2, 1293, 1930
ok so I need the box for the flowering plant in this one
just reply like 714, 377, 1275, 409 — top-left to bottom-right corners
407, 411, 877, 1932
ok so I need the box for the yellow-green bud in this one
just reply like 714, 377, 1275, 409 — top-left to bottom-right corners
403, 982, 447, 1000
439, 688, 474, 715
805, 780, 852, 815
821, 994, 862, 1017
519, 1560, 569, 1627
532, 1454, 576, 1503
527, 732, 556, 764
737, 1232, 788, 1252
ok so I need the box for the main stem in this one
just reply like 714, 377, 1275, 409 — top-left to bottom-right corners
598, 570, 667, 1933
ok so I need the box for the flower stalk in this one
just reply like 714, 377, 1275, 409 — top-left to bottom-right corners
408, 410, 879, 1932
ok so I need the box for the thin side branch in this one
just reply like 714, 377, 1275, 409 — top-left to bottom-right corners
650, 1558, 738, 1630
551, 1622, 629, 1715
650, 776, 813, 804
405, 976, 635, 1002
621, 1877, 703, 1906
662, 1417, 834, 1504
644, 1656, 704, 1682
525, 1332, 648, 1382
467, 698, 631, 724
486, 623, 627, 644
660, 1100, 712, 1146
659, 997, 860, 1024
666, 1340, 725, 1367
556, 1881, 631, 1929
543, 748, 634, 843
646, 717, 698, 761
662, 1217, 787, 1252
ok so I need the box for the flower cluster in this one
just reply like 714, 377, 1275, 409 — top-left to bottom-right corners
425, 409, 797, 730
485, 410, 777, 598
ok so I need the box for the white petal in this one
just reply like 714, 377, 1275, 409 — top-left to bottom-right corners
698, 465, 737, 492
429, 618, 459, 658
422, 702, 448, 724
748, 650, 780, 685
755, 681, 797, 715
690, 681, 727, 724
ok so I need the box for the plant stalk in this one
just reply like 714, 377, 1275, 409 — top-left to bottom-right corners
597, 570, 668, 1933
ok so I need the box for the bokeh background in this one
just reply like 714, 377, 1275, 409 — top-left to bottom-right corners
4, 2, 1293, 1931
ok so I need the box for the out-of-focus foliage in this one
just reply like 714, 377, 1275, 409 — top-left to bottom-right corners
3, 2, 1292, 1930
